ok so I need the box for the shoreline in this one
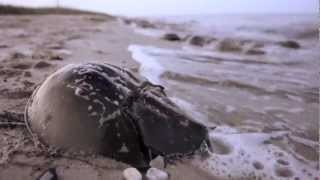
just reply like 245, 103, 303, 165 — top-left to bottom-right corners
0, 14, 217, 180
0, 11, 318, 180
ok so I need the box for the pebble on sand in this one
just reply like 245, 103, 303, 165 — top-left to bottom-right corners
123, 167, 142, 180
37, 168, 58, 180
217, 38, 242, 52
189, 35, 207, 46
150, 156, 165, 169
162, 33, 181, 41
24, 71, 32, 77
245, 49, 265, 55
146, 167, 169, 180
278, 40, 300, 49
10, 62, 32, 70
49, 55, 64, 61
0, 44, 9, 48
33, 61, 51, 69
10, 52, 28, 59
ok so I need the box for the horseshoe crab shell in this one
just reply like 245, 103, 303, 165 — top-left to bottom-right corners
25, 63, 210, 168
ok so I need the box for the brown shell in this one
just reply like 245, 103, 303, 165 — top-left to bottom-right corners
25, 63, 210, 168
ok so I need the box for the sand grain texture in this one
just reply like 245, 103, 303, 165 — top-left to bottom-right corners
0, 15, 216, 180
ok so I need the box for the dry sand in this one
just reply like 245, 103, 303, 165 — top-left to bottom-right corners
0, 15, 217, 180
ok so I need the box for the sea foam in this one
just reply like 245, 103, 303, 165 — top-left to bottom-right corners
128, 44, 319, 179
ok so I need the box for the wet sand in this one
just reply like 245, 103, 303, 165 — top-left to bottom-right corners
127, 14, 319, 179
0, 15, 217, 180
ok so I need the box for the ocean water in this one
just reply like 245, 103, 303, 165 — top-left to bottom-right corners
128, 14, 319, 179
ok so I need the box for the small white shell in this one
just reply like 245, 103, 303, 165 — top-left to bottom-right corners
146, 167, 169, 180
123, 167, 142, 180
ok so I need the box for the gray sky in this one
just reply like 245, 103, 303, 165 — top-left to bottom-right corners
0, 0, 317, 16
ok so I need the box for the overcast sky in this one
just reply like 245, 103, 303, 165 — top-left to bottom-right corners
0, 0, 317, 16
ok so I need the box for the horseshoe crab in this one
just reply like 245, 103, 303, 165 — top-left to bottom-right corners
25, 63, 211, 168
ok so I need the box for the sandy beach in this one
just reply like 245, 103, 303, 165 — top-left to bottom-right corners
0, 14, 219, 180
0, 6, 319, 179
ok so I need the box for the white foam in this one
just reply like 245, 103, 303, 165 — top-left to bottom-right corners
287, 108, 304, 113
287, 95, 304, 102
127, 44, 319, 179
169, 96, 210, 125
263, 106, 304, 114
128, 45, 164, 85
225, 105, 236, 113
133, 28, 165, 38
192, 127, 319, 179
